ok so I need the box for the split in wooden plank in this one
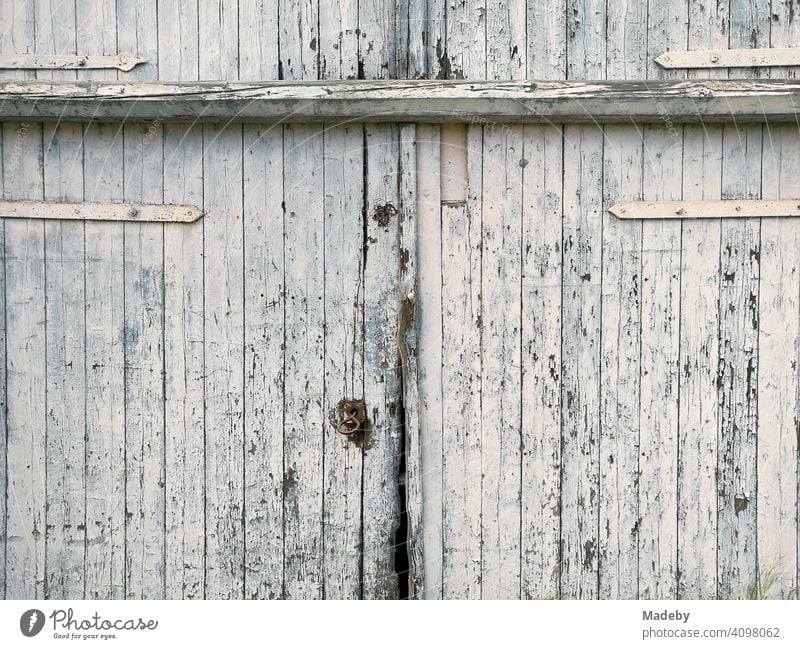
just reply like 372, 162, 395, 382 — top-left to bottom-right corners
609, 199, 800, 219
0, 53, 143, 72
656, 47, 800, 69
3, 79, 800, 124
0, 200, 203, 222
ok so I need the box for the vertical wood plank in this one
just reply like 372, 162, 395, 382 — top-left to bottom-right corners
242, 125, 284, 599
358, 0, 395, 79
441, 125, 482, 599
414, 124, 443, 599
636, 0, 688, 600
321, 124, 364, 599
319, 0, 358, 79
202, 124, 245, 599
198, 0, 239, 80
362, 124, 402, 599
480, 124, 523, 599
35, 0, 84, 601
599, 126, 643, 600
677, 0, 727, 600
527, 0, 567, 79
279, 0, 318, 80
163, 124, 205, 599
83, 123, 126, 600
717, 0, 768, 600
238, 0, 280, 79
758, 124, 800, 598
562, 0, 605, 600
122, 123, 166, 599
444, 0, 486, 79
42, 123, 86, 599
283, 124, 325, 599
2, 121, 46, 600
521, 125, 563, 599
757, 0, 800, 599
0, 130, 5, 598
158, 0, 200, 81
398, 124, 421, 598
598, 0, 647, 601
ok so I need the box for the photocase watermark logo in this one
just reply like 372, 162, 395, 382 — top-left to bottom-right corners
19, 609, 45, 637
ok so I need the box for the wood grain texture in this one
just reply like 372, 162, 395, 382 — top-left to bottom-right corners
362, 124, 403, 599
414, 124, 443, 599
163, 124, 206, 599
282, 123, 325, 599
521, 125, 563, 599
321, 124, 364, 599
42, 123, 86, 600
0, 121, 6, 599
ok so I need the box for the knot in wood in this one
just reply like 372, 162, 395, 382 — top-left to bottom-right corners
333, 399, 367, 436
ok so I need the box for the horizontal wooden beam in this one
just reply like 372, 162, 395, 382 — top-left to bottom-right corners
609, 199, 800, 220
0, 79, 799, 124
0, 200, 203, 222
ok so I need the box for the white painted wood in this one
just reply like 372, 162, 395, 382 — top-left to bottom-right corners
279, 0, 318, 81
443, 0, 485, 78
0, 200, 202, 222
441, 127, 482, 599
439, 125, 467, 204
0, 53, 143, 71
198, 0, 238, 81
521, 124, 563, 600
486, 0, 525, 79
122, 123, 166, 599
599, 125, 642, 600
242, 125, 284, 599
163, 124, 206, 599
527, 0, 566, 79
676, 0, 728, 601
5, 79, 800, 124
238, 1, 279, 80
83, 128, 127, 601
480, 124, 523, 599
42, 123, 86, 600
560, 125, 603, 599
2, 121, 47, 599
282, 123, 325, 599
359, 0, 395, 79
637, 125, 682, 599
656, 47, 800, 69
398, 124, 421, 598
202, 124, 245, 599
758, 123, 800, 599
414, 124, 443, 600
318, 0, 357, 80
321, 123, 363, 600
362, 124, 403, 599
610, 199, 800, 220
716, 0, 769, 600
0, 124, 6, 599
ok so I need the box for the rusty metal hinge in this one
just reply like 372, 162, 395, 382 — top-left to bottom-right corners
609, 199, 800, 220
656, 47, 800, 69
0, 200, 203, 223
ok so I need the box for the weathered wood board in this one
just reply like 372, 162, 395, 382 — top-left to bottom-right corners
0, 0, 799, 602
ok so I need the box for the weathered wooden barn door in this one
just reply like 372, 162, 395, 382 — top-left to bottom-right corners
0, 1, 415, 600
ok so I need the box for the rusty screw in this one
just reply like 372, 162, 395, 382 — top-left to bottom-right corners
333, 399, 367, 436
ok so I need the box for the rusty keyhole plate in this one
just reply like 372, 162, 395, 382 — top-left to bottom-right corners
332, 399, 367, 436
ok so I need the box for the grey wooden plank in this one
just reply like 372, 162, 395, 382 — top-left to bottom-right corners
238, 1, 279, 80
521, 124, 563, 599
527, 0, 566, 79
321, 124, 364, 600
359, 0, 396, 79
398, 124, 421, 598
83, 123, 126, 600
319, 0, 357, 79
202, 124, 245, 599
242, 124, 285, 599
441, 127, 482, 599
6, 79, 800, 124
0, 124, 5, 599
414, 124, 443, 599
362, 124, 403, 599
480, 124, 523, 599
163, 124, 206, 599
599, 125, 642, 600
279, 0, 318, 81
282, 123, 325, 599
198, 0, 239, 81
676, 0, 728, 601
2, 121, 47, 599
42, 123, 86, 599
122, 123, 166, 599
